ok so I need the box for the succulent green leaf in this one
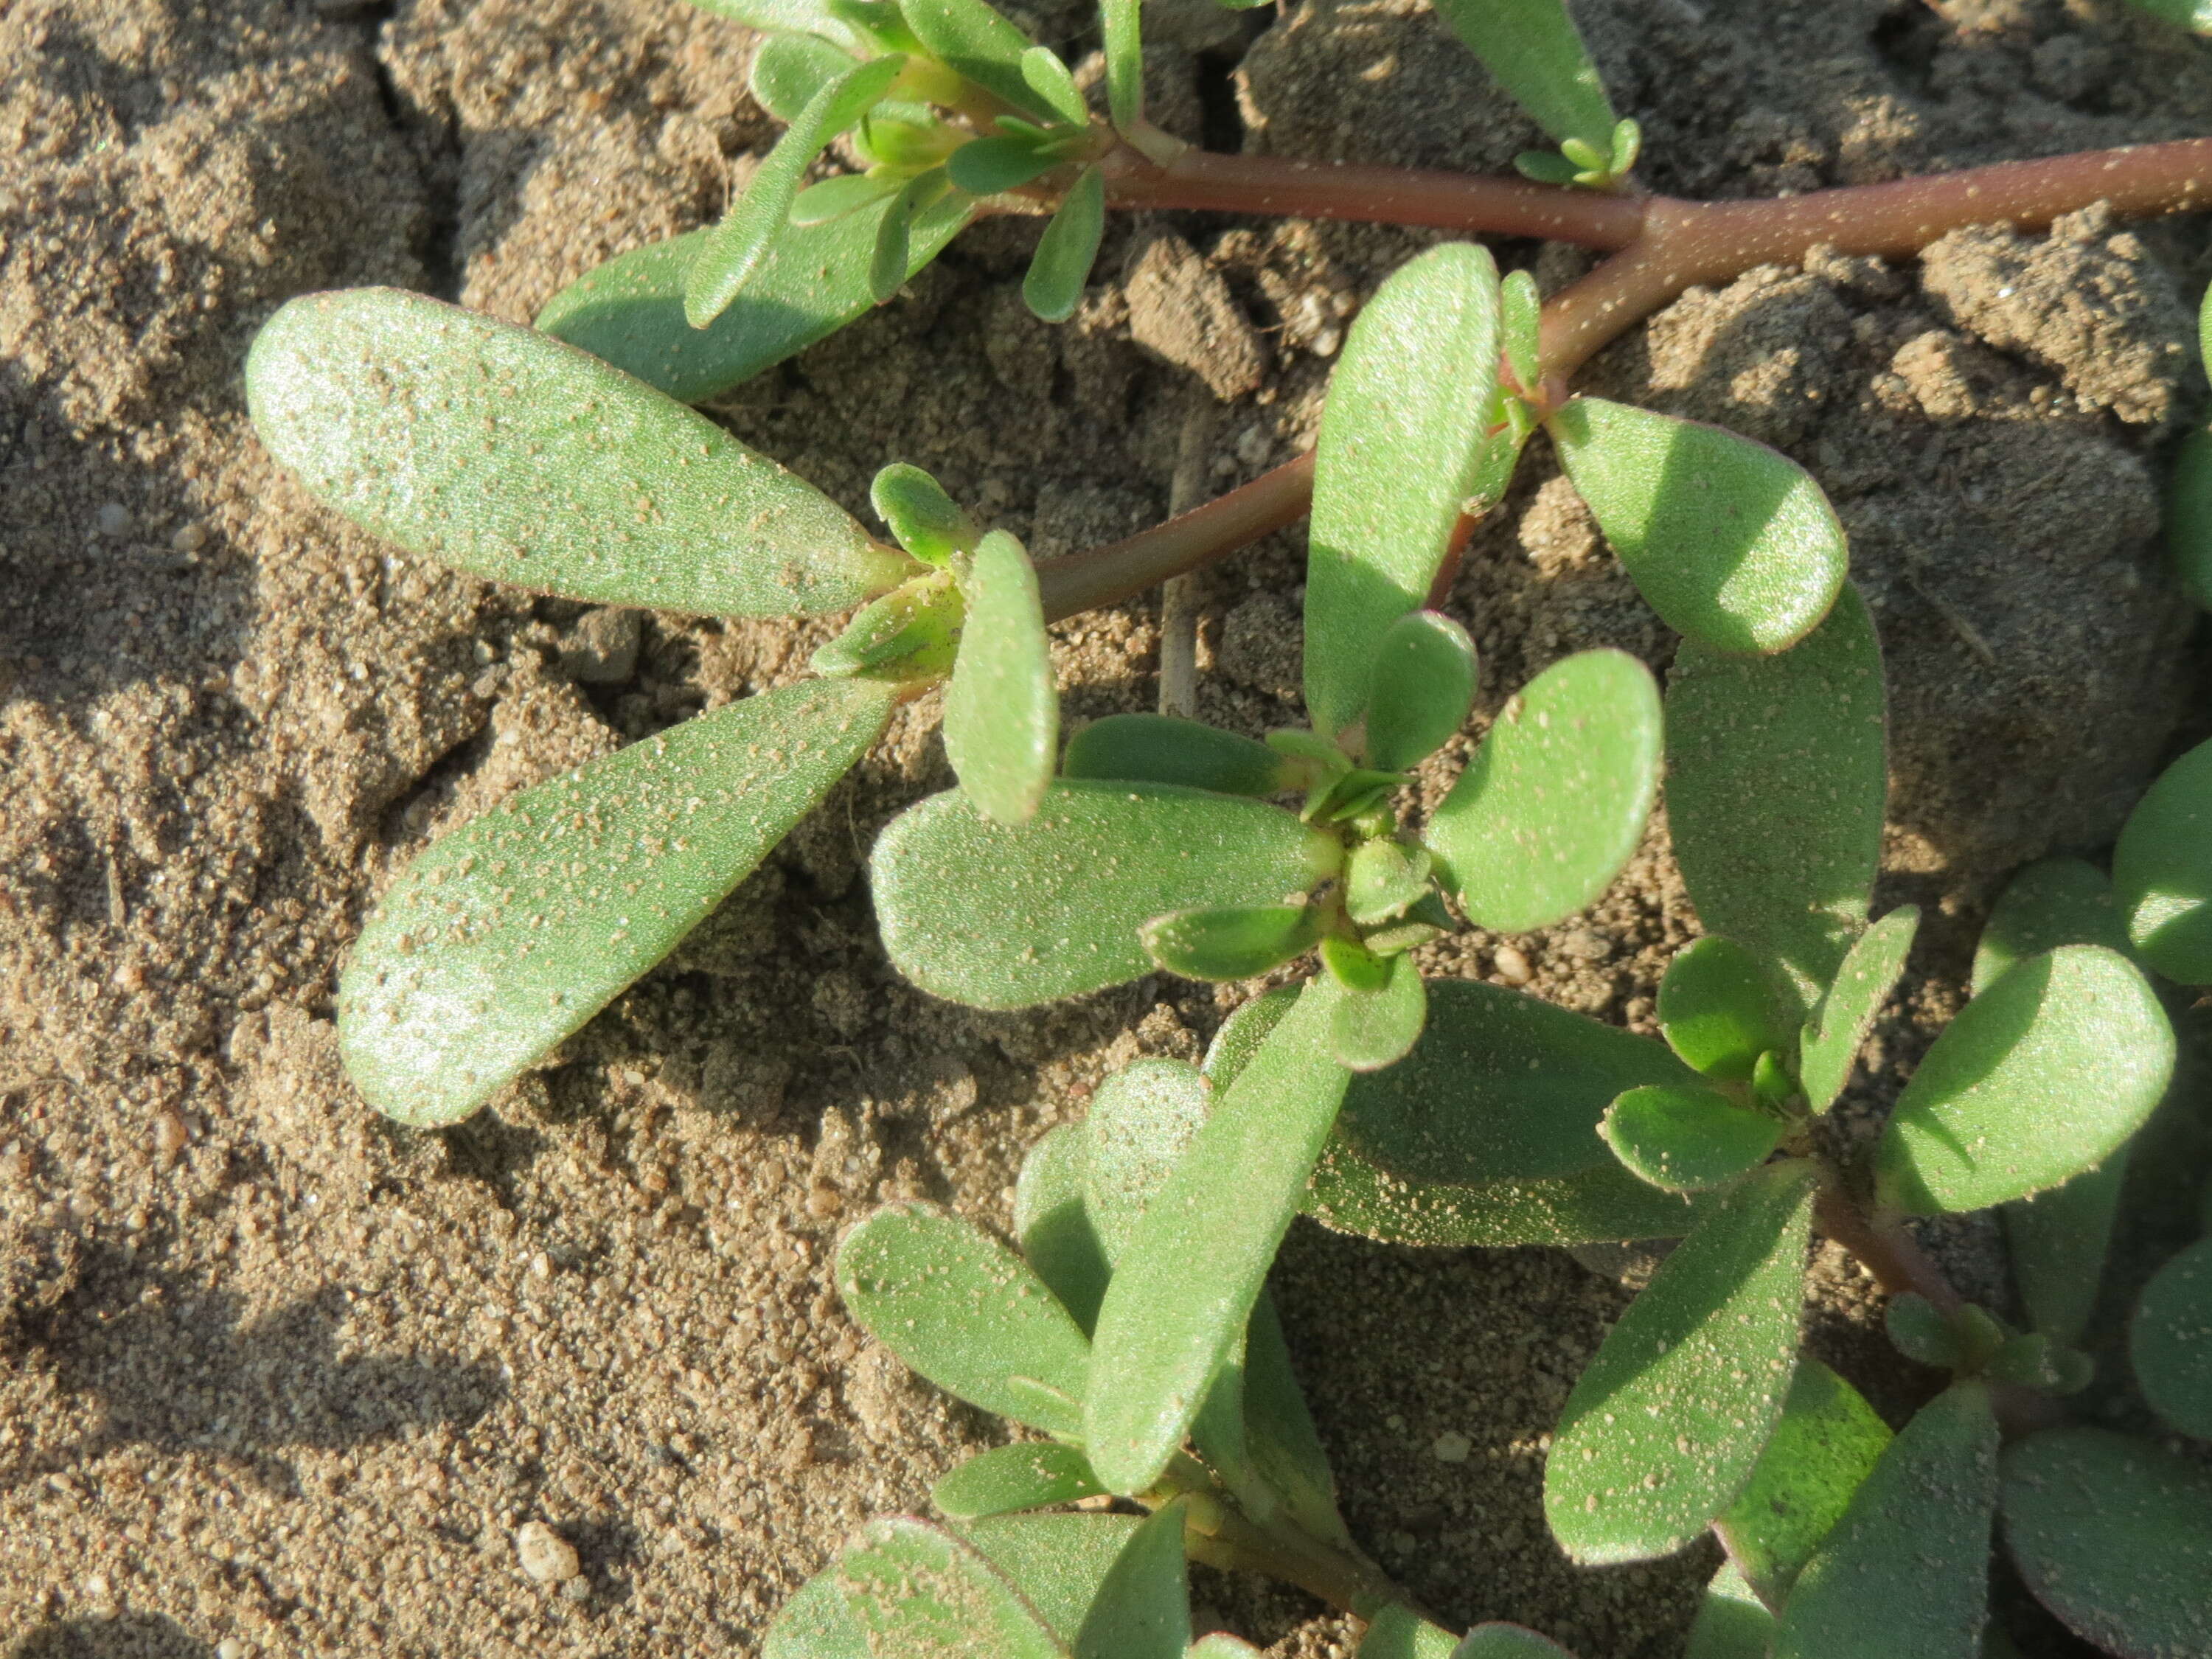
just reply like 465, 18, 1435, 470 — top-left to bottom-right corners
1201, 986, 1299, 1088
1064, 715, 1292, 798
1608, 116, 1641, 175
1096, 0, 1142, 126
900, 0, 1064, 120
1885, 1292, 1966, 1368
1241, 1291, 1354, 1547
1453, 1628, 1576, 1658
2119, 0, 2212, 35
1665, 580, 1885, 1018
1714, 1358, 1891, 1604
2004, 1151, 2129, 1348
1019, 46, 1091, 125
1306, 243, 1502, 740
2169, 425, 2212, 610
943, 530, 1057, 824
1309, 1135, 1699, 1247
1014, 1124, 1110, 1332
1773, 1384, 2000, 1659
1086, 978, 1351, 1494
1423, 648, 1662, 933
248, 288, 907, 617
1358, 1606, 1461, 1659
1189, 1639, 1265, 1658
1551, 397, 1847, 655
949, 134, 1062, 195
1683, 1563, 1772, 1659
1875, 945, 2174, 1215
869, 169, 938, 304
2132, 1236, 2212, 1439
1361, 611, 1480, 773
1083, 1058, 1211, 1260
1600, 1084, 1784, 1193
1072, 1500, 1189, 1659
872, 779, 1338, 1009
1142, 905, 1324, 981
790, 170, 904, 226
685, 0, 860, 44
957, 1514, 1144, 1641
933, 1443, 1107, 1520
1328, 953, 1429, 1072
835, 1202, 1092, 1436
809, 571, 962, 681
1023, 164, 1105, 324
874, 462, 979, 564
1658, 936, 1794, 1083
1544, 1160, 1815, 1564
2002, 1426, 2212, 1658
1427, 0, 1615, 150
1513, 150, 1583, 186
1346, 840, 1434, 928
1972, 857, 2129, 995
751, 32, 862, 122
336, 678, 894, 1126
1500, 268, 1542, 392
837, 1516, 1066, 1659
1798, 905, 1919, 1113
2114, 734, 2212, 983
686, 55, 908, 327
765, 1567, 870, 1659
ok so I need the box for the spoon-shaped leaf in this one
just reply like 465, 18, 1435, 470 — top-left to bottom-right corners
1600, 1084, 1784, 1193
933, 1443, 1107, 1521
685, 55, 908, 327
809, 570, 962, 681
1548, 397, 1846, 655
791, 170, 905, 226
872, 780, 1339, 1009
1658, 935, 1793, 1082
1064, 715, 1293, 798
949, 134, 1062, 196
2113, 733, 2212, 984
1141, 905, 1324, 981
1241, 1291, 1354, 1547
689, 0, 860, 44
836, 1202, 1092, 1436
1713, 1358, 1891, 1604
1426, 0, 1617, 152
900, 0, 1065, 120
1454, 1630, 1576, 1659
870, 167, 950, 303
2131, 1237, 2212, 1439
1666, 580, 1885, 1017
837, 1516, 1066, 1659
1358, 1605, 1460, 1659
1098, 0, 1141, 126
1363, 611, 1479, 773
874, 462, 979, 565
1086, 977, 1351, 1494
1422, 649, 1662, 934
1020, 46, 1091, 126
2002, 1426, 2212, 1659
1024, 164, 1105, 324
945, 529, 1057, 823
1189, 1639, 1265, 1658
1013, 1124, 1111, 1331
2171, 425, 2212, 611
1073, 1499, 1189, 1659
1972, 857, 2130, 994
1345, 840, 1434, 928
765, 1567, 869, 1659
751, 32, 860, 121
1307, 243, 1502, 740
2005, 1152, 2130, 1348
1683, 1563, 1771, 1659
337, 678, 895, 1125
1083, 1058, 1211, 1260
248, 288, 908, 616
1874, 945, 2174, 1215
1544, 1160, 1815, 1564
1797, 905, 1919, 1113
958, 1514, 1142, 1641
1773, 1383, 1998, 1659
1329, 954, 1427, 1072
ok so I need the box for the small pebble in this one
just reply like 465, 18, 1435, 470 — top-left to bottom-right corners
1492, 944, 1534, 984
170, 523, 208, 553
514, 1520, 580, 1584
218, 1641, 246, 1659
1431, 1430, 1472, 1464
96, 504, 133, 539
153, 1110, 191, 1168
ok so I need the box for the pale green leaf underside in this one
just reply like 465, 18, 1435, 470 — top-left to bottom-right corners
1658, 935, 1792, 1083
946, 529, 1057, 823
2130, 1236, 2212, 1440
1357, 1605, 1460, 1659
1797, 905, 1918, 1113
2005, 1152, 2129, 1348
933, 1442, 1106, 1520
1683, 1563, 1772, 1659
958, 1514, 1144, 1641
1072, 1500, 1189, 1659
1083, 1057, 1211, 1262
1363, 610, 1479, 774
1713, 1358, 1891, 1605
2113, 733, 2212, 984
1600, 1084, 1781, 1193
1014, 1123, 1111, 1332
1427, 0, 1617, 150
1972, 857, 2129, 995
337, 678, 894, 1125
838, 1516, 1065, 1659
248, 288, 905, 617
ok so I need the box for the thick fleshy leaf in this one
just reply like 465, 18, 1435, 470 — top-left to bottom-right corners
2004, 1151, 2129, 1347
1083, 1058, 1211, 1260
685, 0, 859, 44
2170, 425, 2212, 609
1086, 978, 1351, 1494
1241, 1292, 1354, 1547
1328, 952, 1428, 1072
1020, 46, 1091, 126
1062, 716, 1291, 797
1544, 1161, 1815, 1564
945, 530, 1057, 823
337, 679, 894, 1125
1424, 649, 1661, 933
1658, 935, 1792, 1082
959, 1514, 1144, 1641
1683, 1563, 1772, 1659
870, 169, 948, 303
2132, 1236, 2212, 1439
809, 570, 962, 681
1308, 1139, 1699, 1248
751, 32, 860, 121
1345, 840, 1434, 928
1013, 1124, 1111, 1331
1600, 1084, 1784, 1193
1306, 243, 1502, 740
1200, 985, 1298, 1087
1714, 1359, 1890, 1604
1773, 1384, 1999, 1659
1549, 397, 1847, 655
872, 780, 1338, 1009
1798, 905, 1919, 1113
765, 1568, 869, 1659
1363, 611, 1479, 773
791, 170, 903, 226
900, 0, 1063, 119
1189, 1640, 1265, 1658
835, 1203, 1092, 1435
1358, 1607, 1460, 1659
686, 55, 909, 327
1972, 857, 2129, 995
1024, 164, 1105, 324
1453, 1628, 1576, 1658
248, 288, 905, 616
2113, 733, 2212, 983
1098, 0, 1141, 125
874, 462, 978, 564
837, 1516, 1065, 1659
949, 134, 1062, 195
933, 1443, 1107, 1520
2002, 1427, 2212, 1658
1427, 0, 1616, 150
1073, 1500, 1189, 1659
1875, 945, 2174, 1215
1665, 581, 1885, 1017
1142, 905, 1324, 981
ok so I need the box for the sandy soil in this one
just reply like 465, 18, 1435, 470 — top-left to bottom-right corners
3, 0, 2210, 1652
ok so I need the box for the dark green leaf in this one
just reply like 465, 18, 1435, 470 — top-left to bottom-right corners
1885, 1292, 1965, 1368
1600, 1084, 1784, 1193
2169, 425, 2212, 610
1427, 0, 1617, 150
945, 529, 1057, 823
1544, 1161, 1815, 1564
1024, 164, 1105, 323
1875, 946, 2174, 1215
809, 570, 962, 681
1241, 1291, 1354, 1547
248, 288, 908, 616
790, 170, 903, 226
751, 32, 863, 122
1063, 716, 1291, 797
872, 780, 1338, 1009
2005, 1151, 2129, 1348
1972, 857, 2129, 995
685, 55, 908, 327
1099, 0, 1141, 125
2131, 1236, 2212, 1439
1658, 936, 1793, 1083
686, 0, 861, 44
1358, 1606, 1460, 1659
337, 679, 894, 1125
835, 1202, 1092, 1435
2002, 1426, 2212, 1658
1665, 580, 1885, 1017
1453, 1627, 1576, 1658
949, 134, 1062, 195
2114, 733, 2212, 983
1346, 840, 1434, 928
1200, 984, 1300, 1089
765, 1568, 869, 1659
1143, 905, 1323, 981
1773, 1385, 1999, 1659
1363, 611, 1479, 773
933, 1443, 1107, 1520
1083, 1058, 1211, 1260
1714, 1358, 1891, 1604
1019, 46, 1091, 125
1798, 905, 1919, 1113
900, 0, 1063, 120
1086, 978, 1350, 1494
958, 1514, 1143, 1641
874, 462, 979, 564
837, 1516, 1065, 1659
1500, 268, 1542, 392
869, 170, 931, 303
1549, 397, 1848, 655
1307, 243, 1502, 740
1329, 953, 1428, 1072
1073, 1500, 1189, 1659
1013, 1124, 1110, 1332
1683, 1564, 1771, 1659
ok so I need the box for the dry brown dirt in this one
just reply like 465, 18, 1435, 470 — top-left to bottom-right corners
3, 0, 2210, 1653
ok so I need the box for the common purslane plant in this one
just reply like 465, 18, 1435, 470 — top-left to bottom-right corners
243, 0, 2212, 1652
